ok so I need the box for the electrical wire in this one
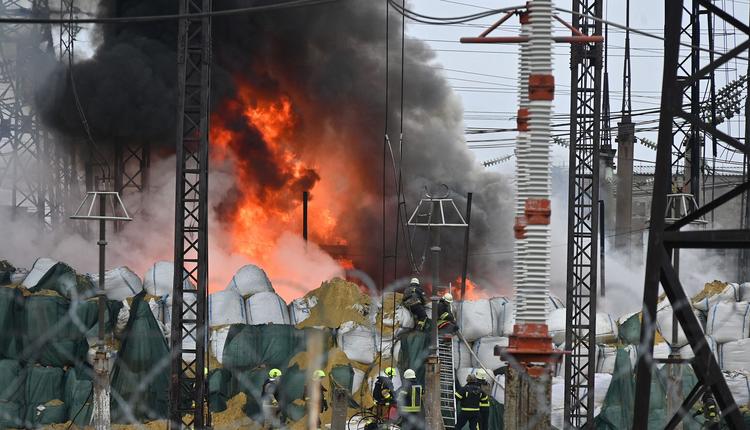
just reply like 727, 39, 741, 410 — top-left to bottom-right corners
0, 0, 342, 24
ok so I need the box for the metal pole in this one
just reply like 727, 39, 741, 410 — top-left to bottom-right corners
430, 227, 440, 354
92, 188, 110, 430
600, 199, 606, 297
459, 192, 473, 303
303, 190, 309, 243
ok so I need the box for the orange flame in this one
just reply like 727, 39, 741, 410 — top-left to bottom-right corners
453, 277, 489, 301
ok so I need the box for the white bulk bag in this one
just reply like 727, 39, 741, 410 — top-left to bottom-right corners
551, 376, 566, 429
89, 266, 143, 301
678, 336, 718, 361
453, 337, 473, 370
375, 333, 400, 361
245, 292, 290, 325
502, 301, 515, 336
456, 368, 481, 387
338, 322, 376, 364
289, 296, 318, 325
596, 345, 637, 374
457, 299, 496, 341
228, 264, 273, 297
352, 368, 366, 394
706, 301, 750, 343
22, 257, 58, 288
723, 371, 750, 406
210, 326, 231, 364
548, 308, 567, 345
593, 373, 613, 410
472, 336, 508, 371
740, 282, 750, 302
694, 283, 741, 312
596, 312, 619, 344
208, 288, 247, 328
489, 297, 512, 336
490, 375, 505, 403
164, 292, 197, 329
143, 261, 194, 300
656, 301, 704, 348
720, 339, 750, 372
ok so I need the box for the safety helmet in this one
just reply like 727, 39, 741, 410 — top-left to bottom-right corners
404, 369, 416, 380
443, 293, 454, 303
269, 368, 282, 378
474, 369, 487, 381
384, 367, 396, 377
466, 374, 477, 383
313, 369, 326, 380
410, 277, 420, 286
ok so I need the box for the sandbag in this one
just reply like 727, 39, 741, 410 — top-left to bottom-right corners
678, 335, 718, 362
656, 301, 704, 347
596, 312, 618, 344
472, 336, 508, 371
723, 371, 750, 407
0, 360, 24, 404
210, 326, 231, 364
720, 338, 750, 372
0, 286, 23, 359
452, 337, 472, 370
24, 366, 65, 424
245, 292, 290, 325
457, 299, 497, 341
352, 368, 366, 394
706, 301, 750, 343
228, 264, 273, 297
337, 322, 376, 364
289, 296, 317, 325
375, 334, 400, 361
548, 308, 567, 345
143, 261, 194, 301
489, 297, 512, 336
209, 288, 247, 328
88, 266, 143, 301
694, 283, 741, 312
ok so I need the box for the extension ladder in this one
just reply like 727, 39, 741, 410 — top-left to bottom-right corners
437, 335, 457, 429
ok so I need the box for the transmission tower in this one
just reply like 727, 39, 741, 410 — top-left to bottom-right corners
633, 1, 747, 427
563, 0, 602, 427
169, 0, 212, 427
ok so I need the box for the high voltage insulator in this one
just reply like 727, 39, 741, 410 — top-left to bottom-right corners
552, 136, 569, 148
482, 153, 514, 167
701, 75, 747, 124
638, 137, 656, 150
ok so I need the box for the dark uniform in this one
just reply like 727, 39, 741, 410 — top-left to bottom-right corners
397, 379, 424, 430
437, 298, 457, 332
477, 378, 491, 430
402, 284, 428, 330
455, 381, 487, 430
262, 377, 280, 405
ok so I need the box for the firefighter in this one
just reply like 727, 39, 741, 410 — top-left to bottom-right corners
455, 374, 487, 430
474, 369, 491, 430
397, 369, 424, 430
402, 278, 428, 331
262, 368, 283, 427
437, 292, 457, 333
305, 369, 328, 413
373, 367, 396, 419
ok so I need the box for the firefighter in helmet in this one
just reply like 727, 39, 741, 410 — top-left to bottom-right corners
402, 278, 428, 331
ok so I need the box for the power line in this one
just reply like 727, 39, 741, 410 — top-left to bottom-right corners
0, 0, 341, 24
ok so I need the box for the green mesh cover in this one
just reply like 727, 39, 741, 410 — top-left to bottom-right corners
110, 291, 169, 423
65, 367, 93, 426
223, 324, 315, 371
397, 331, 430, 384
23, 366, 65, 425
209, 368, 233, 413
21, 295, 89, 366
0, 287, 23, 359
0, 400, 22, 428
0, 359, 24, 403
28, 261, 95, 300
618, 313, 641, 345
594, 347, 635, 429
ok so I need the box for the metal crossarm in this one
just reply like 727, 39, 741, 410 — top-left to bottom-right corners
169, 0, 212, 428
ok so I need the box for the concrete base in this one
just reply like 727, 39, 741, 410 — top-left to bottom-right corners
504, 365, 553, 430
91, 348, 113, 430
424, 356, 445, 430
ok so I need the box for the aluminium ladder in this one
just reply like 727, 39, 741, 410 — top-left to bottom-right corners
438, 335, 457, 429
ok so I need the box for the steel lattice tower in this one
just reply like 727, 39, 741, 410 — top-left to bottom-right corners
169, 0, 212, 428
0, 0, 59, 228
563, 0, 602, 427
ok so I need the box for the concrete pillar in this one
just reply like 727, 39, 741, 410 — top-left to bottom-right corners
424, 356, 445, 430
330, 387, 348, 430
615, 117, 635, 253
504, 365, 553, 430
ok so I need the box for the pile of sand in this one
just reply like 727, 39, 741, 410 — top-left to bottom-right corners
211, 392, 261, 430
297, 278, 372, 329
692, 280, 728, 303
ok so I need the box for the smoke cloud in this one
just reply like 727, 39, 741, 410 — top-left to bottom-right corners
33, 0, 514, 294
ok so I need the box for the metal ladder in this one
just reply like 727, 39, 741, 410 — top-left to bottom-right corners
438, 335, 457, 429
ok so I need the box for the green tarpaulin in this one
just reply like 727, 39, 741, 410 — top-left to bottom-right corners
65, 366, 93, 427
23, 366, 66, 425
618, 313, 641, 345
0, 287, 23, 360
110, 291, 169, 423
28, 261, 95, 300
0, 261, 14, 285
397, 331, 430, 384
223, 324, 325, 372
0, 400, 23, 428
0, 359, 24, 404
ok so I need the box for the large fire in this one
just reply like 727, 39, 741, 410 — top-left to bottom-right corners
452, 277, 489, 301
209, 82, 349, 296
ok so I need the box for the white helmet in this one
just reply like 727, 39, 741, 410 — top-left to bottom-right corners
474, 369, 487, 381
404, 369, 417, 380
443, 293, 454, 303
410, 278, 420, 286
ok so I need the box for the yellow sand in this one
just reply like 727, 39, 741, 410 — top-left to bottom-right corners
211, 392, 261, 430
374, 292, 405, 336
692, 280, 728, 303
296, 278, 372, 329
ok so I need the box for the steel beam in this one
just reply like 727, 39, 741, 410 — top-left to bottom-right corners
169, 0, 212, 428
